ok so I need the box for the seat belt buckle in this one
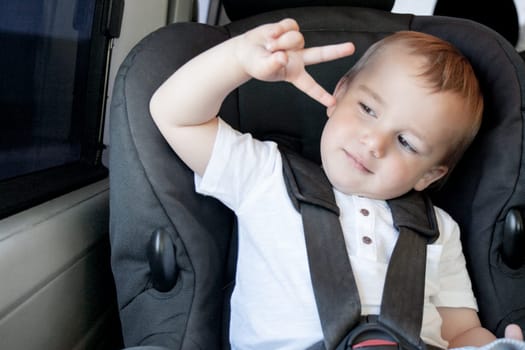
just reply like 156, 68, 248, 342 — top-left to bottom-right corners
352, 339, 399, 350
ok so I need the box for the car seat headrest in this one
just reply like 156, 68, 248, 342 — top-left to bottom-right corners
222, 0, 395, 20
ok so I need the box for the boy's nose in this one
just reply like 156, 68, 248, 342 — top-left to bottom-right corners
361, 131, 388, 158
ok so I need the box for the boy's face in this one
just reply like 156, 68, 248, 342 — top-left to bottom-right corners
321, 49, 470, 200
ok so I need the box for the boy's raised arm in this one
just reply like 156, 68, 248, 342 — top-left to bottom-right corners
149, 18, 354, 176
149, 35, 248, 176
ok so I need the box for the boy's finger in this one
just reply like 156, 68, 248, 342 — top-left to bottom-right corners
291, 71, 336, 107
266, 30, 304, 52
505, 324, 524, 341
302, 42, 355, 65
268, 18, 299, 38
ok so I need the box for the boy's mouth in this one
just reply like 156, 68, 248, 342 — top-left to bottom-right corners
343, 150, 373, 174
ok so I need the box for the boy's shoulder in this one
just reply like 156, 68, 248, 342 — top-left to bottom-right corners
432, 204, 460, 244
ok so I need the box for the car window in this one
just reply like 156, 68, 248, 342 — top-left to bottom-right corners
0, 0, 120, 218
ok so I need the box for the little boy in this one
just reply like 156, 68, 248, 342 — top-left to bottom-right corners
150, 18, 521, 349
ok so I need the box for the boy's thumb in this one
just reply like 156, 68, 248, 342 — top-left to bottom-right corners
505, 324, 524, 341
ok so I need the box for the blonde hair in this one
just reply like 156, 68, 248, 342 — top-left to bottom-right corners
344, 31, 483, 169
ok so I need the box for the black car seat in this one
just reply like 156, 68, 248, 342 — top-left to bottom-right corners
109, 1, 525, 348
433, 0, 520, 47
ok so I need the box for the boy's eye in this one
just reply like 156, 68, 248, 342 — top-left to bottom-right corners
398, 135, 417, 154
359, 102, 376, 117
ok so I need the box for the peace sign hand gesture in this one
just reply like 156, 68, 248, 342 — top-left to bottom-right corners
235, 18, 355, 107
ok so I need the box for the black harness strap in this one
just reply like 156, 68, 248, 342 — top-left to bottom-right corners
281, 149, 440, 350
380, 193, 439, 347
282, 150, 362, 349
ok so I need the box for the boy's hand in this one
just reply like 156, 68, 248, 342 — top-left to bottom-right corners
235, 18, 355, 107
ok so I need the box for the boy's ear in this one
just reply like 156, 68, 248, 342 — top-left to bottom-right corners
327, 76, 349, 117
414, 166, 448, 191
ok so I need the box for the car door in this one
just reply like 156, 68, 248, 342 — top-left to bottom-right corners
0, 0, 183, 348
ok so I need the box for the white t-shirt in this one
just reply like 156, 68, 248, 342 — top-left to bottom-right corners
195, 118, 478, 349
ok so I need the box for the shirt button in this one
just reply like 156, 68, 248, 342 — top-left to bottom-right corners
360, 208, 370, 216
362, 236, 373, 245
